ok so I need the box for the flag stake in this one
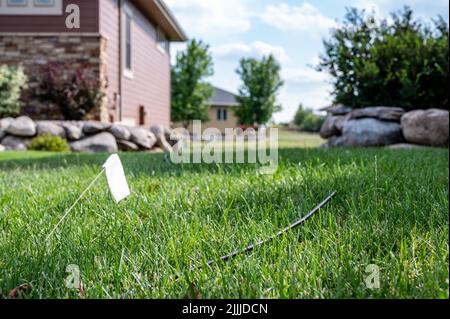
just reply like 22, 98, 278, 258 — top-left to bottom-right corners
46, 168, 105, 242
204, 191, 337, 267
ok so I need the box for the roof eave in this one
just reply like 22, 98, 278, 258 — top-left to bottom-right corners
154, 0, 188, 42
131, 0, 188, 42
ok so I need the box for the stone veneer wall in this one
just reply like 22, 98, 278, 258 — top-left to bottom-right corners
0, 33, 109, 122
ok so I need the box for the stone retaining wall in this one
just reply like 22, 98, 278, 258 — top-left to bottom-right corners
0, 34, 108, 121
0, 116, 178, 153
320, 107, 449, 148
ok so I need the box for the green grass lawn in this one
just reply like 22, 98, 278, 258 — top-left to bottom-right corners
0, 132, 448, 299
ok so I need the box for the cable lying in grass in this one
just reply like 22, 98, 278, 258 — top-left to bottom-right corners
203, 191, 337, 267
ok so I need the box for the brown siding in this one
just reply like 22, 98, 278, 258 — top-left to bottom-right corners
100, 0, 170, 127
0, 0, 99, 33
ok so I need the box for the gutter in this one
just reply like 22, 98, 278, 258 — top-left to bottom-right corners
154, 0, 188, 41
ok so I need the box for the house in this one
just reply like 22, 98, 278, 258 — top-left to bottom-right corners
0, 0, 187, 127
204, 87, 240, 133
176, 87, 241, 134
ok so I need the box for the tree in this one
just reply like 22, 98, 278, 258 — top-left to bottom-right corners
317, 6, 449, 110
293, 104, 325, 132
293, 104, 308, 127
235, 55, 284, 125
171, 39, 214, 128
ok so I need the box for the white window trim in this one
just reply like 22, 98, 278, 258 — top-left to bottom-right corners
217, 108, 228, 122
156, 27, 168, 55
122, 3, 133, 79
0, 0, 62, 15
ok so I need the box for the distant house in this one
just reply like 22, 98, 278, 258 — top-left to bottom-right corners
204, 87, 240, 133
0, 0, 187, 127
176, 87, 241, 134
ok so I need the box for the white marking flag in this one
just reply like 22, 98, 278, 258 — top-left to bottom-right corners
103, 154, 131, 203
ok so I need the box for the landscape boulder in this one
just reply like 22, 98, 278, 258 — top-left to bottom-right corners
1, 135, 30, 151
150, 124, 173, 153
322, 135, 347, 148
0, 128, 4, 140
167, 128, 188, 146
322, 105, 353, 116
0, 117, 14, 130
109, 124, 131, 140
36, 121, 66, 138
82, 121, 111, 135
130, 127, 156, 149
401, 109, 449, 147
0, 144, 5, 152
70, 132, 118, 153
62, 122, 84, 140
320, 115, 349, 138
6, 116, 36, 137
117, 139, 139, 152
341, 118, 404, 147
350, 107, 405, 122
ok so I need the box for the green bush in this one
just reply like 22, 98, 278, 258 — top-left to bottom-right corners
293, 104, 325, 132
301, 112, 325, 132
0, 65, 27, 118
29, 134, 71, 152
318, 7, 449, 110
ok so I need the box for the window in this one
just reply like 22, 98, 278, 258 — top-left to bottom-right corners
7, 0, 28, 6
156, 27, 169, 54
125, 13, 132, 71
34, 0, 54, 6
0, 0, 61, 15
122, 5, 133, 77
217, 108, 228, 122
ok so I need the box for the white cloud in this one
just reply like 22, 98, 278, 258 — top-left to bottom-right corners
282, 66, 330, 86
259, 2, 337, 36
211, 41, 290, 63
164, 0, 251, 37
353, 0, 449, 21
272, 65, 332, 122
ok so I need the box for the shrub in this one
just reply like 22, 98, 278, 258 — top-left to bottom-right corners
29, 134, 71, 152
301, 113, 325, 132
317, 7, 449, 110
36, 63, 105, 120
293, 104, 325, 132
0, 65, 27, 118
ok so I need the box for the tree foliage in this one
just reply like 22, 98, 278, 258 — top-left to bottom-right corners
235, 55, 284, 125
293, 104, 325, 132
171, 39, 214, 127
317, 6, 449, 110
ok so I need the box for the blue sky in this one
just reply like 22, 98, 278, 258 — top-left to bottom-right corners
165, 0, 449, 123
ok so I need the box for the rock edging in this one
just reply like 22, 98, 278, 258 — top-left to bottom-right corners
321, 107, 449, 148
0, 116, 176, 153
